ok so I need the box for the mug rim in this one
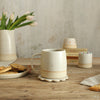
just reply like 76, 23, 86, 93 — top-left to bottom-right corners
42, 48, 65, 52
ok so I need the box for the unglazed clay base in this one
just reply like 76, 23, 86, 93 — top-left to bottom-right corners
40, 70, 67, 79
63, 45, 77, 49
38, 75, 68, 82
78, 63, 92, 68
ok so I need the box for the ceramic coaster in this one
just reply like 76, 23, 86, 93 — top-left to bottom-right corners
38, 75, 68, 82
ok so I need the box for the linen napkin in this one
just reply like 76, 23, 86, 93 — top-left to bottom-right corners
80, 74, 100, 86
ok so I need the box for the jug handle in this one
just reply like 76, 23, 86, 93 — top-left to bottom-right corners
31, 53, 41, 70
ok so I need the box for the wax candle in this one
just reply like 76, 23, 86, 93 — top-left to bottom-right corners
78, 52, 92, 68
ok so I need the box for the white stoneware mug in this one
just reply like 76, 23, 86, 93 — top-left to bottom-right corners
63, 38, 77, 49
32, 49, 68, 82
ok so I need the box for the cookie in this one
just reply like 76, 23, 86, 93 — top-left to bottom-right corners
10, 63, 26, 71
0, 66, 5, 70
89, 84, 100, 92
0, 71, 18, 74
0, 66, 12, 74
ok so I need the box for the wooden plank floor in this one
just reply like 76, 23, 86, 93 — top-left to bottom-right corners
0, 58, 100, 100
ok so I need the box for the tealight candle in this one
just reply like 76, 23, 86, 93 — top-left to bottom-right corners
78, 52, 92, 68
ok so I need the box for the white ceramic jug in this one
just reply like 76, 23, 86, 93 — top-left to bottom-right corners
0, 30, 17, 65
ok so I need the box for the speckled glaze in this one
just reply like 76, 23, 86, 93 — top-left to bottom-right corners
63, 38, 77, 49
0, 30, 17, 61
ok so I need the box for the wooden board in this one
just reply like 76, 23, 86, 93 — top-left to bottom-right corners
0, 58, 100, 100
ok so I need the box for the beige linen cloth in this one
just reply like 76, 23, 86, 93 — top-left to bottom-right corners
80, 74, 100, 86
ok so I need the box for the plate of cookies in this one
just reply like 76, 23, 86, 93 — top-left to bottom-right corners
0, 63, 29, 79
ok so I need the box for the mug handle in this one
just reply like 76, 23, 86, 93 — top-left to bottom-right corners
31, 53, 41, 71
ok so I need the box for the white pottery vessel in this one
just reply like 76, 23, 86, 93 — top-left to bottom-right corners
78, 52, 92, 68
63, 38, 77, 48
0, 30, 17, 63
32, 49, 68, 81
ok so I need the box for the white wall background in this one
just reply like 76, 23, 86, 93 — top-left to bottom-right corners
0, 0, 100, 57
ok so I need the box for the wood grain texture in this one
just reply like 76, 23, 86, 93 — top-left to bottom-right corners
0, 58, 99, 100
0, 0, 100, 57
15, 57, 100, 65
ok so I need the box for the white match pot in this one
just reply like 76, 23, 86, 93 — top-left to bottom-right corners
0, 30, 17, 61
78, 52, 92, 68
40, 49, 67, 79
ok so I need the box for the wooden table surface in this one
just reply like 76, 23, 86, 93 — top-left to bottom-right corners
0, 58, 100, 100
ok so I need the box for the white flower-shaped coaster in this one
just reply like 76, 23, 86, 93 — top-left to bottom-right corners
38, 75, 68, 82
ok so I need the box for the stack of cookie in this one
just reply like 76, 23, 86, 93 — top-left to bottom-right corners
0, 64, 27, 74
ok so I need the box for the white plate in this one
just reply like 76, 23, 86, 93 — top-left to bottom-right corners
0, 66, 29, 79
